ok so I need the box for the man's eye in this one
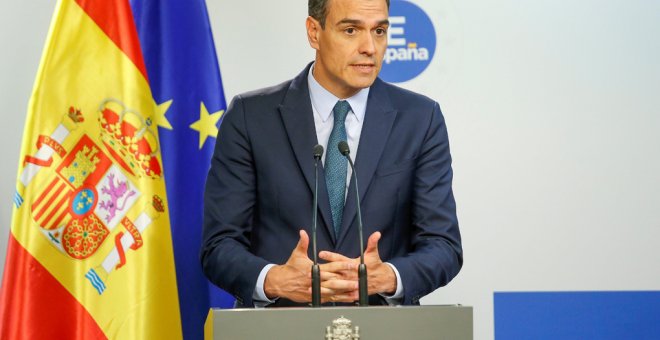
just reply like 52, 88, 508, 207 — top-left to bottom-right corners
345, 28, 356, 34
375, 28, 387, 35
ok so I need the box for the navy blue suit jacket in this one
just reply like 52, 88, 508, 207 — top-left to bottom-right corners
201, 64, 462, 307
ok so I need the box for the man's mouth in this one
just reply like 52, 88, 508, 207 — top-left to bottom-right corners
351, 64, 375, 72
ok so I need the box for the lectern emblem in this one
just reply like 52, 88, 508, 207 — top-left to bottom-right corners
325, 316, 360, 339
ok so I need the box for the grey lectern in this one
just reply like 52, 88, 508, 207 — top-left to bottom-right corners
204, 305, 472, 340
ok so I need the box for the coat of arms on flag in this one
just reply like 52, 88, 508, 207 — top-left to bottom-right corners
21, 99, 164, 294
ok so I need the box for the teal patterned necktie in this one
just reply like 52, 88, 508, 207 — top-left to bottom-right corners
325, 100, 350, 237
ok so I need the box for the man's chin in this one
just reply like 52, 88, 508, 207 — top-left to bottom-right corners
350, 75, 378, 90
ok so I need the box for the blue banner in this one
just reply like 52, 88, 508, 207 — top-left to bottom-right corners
129, 1, 234, 339
495, 291, 660, 339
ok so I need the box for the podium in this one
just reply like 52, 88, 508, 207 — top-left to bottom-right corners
205, 305, 472, 339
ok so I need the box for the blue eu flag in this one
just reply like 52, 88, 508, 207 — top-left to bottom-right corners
130, 0, 234, 338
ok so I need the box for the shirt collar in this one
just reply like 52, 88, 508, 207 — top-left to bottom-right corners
307, 63, 369, 123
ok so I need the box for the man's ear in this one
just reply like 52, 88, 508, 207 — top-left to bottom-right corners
306, 16, 321, 50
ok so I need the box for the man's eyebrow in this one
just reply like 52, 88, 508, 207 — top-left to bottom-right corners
336, 18, 362, 26
335, 18, 390, 26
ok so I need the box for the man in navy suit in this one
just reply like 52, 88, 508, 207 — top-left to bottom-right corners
201, 0, 462, 307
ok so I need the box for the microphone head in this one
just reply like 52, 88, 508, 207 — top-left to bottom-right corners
313, 144, 324, 160
338, 141, 350, 156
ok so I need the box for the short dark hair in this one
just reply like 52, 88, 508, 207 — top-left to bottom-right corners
309, 0, 390, 28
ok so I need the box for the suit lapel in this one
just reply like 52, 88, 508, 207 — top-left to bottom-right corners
337, 79, 397, 246
278, 64, 336, 244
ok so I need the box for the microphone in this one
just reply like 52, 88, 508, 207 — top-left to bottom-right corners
337, 141, 368, 306
311, 144, 323, 307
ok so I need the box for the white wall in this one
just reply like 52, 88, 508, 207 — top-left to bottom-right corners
2, 1, 660, 339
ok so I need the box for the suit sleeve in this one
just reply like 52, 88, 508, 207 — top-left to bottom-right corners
200, 95, 268, 307
387, 102, 463, 305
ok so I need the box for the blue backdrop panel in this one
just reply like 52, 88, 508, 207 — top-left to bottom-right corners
494, 291, 660, 340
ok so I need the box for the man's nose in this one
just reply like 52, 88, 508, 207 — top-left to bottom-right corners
358, 32, 376, 56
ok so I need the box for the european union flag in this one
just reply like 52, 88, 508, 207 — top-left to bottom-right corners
130, 1, 233, 339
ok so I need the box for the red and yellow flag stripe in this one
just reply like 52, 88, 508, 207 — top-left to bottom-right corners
1, 0, 183, 338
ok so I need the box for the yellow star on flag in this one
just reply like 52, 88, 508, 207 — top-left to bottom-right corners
189, 102, 223, 149
153, 99, 174, 130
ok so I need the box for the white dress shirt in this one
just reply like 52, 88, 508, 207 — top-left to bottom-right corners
252, 65, 403, 306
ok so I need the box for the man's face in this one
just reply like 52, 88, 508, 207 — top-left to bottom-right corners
307, 0, 389, 99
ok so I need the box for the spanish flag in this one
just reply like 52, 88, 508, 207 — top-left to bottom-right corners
0, 0, 183, 338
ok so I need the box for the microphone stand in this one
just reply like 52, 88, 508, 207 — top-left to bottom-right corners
338, 141, 368, 306
311, 145, 323, 307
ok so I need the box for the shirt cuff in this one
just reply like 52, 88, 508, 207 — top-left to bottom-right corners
252, 264, 278, 307
378, 262, 403, 305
